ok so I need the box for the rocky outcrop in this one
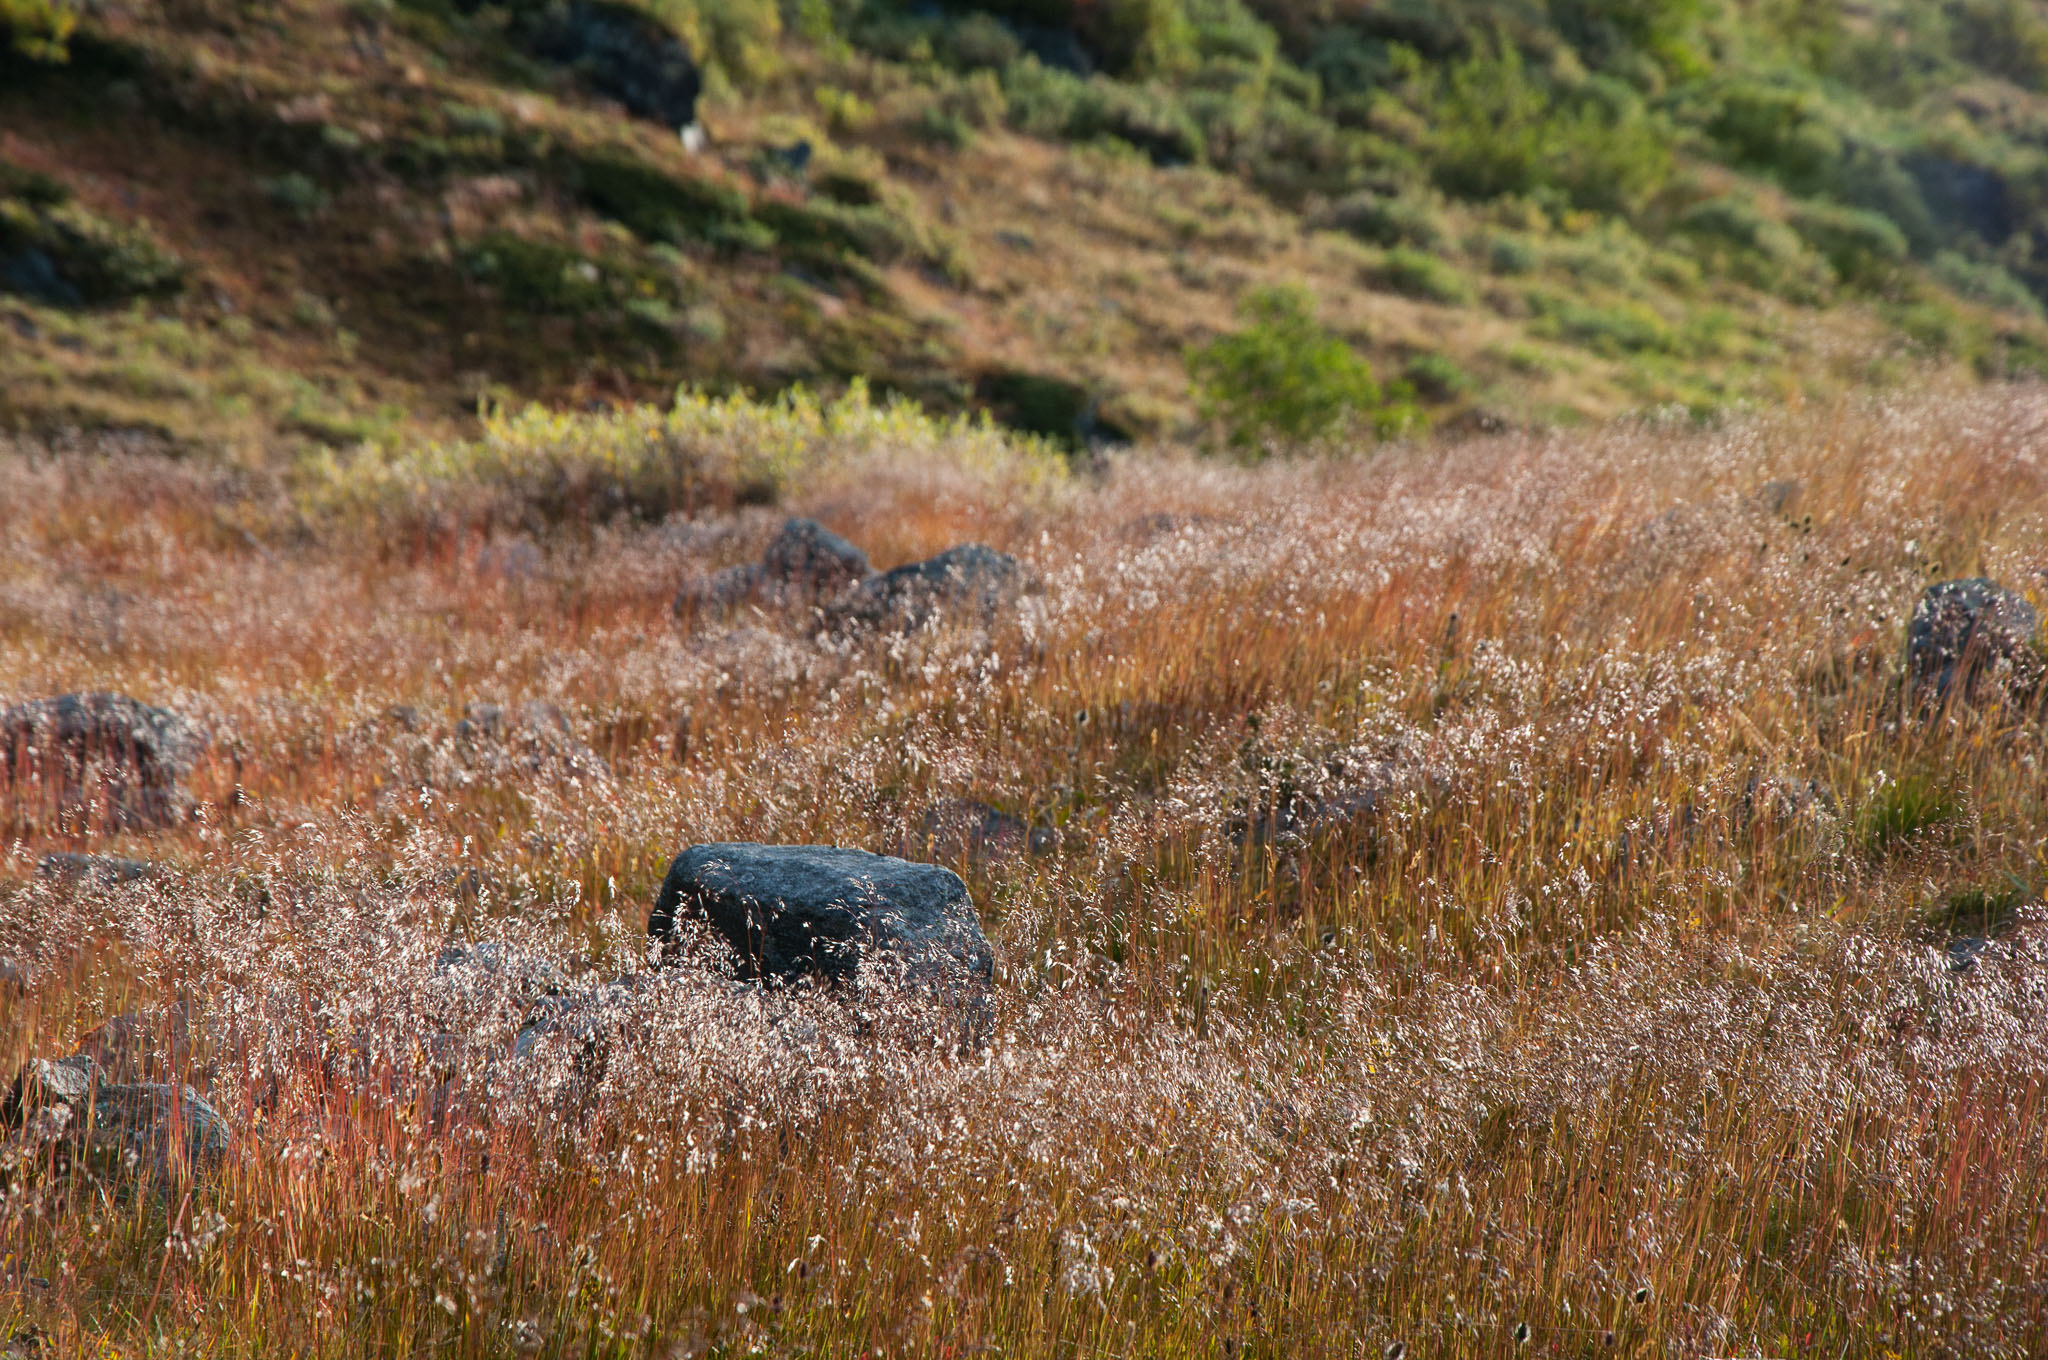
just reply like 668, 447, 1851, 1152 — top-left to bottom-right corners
676, 517, 872, 615
1907, 577, 2042, 706
511, 0, 702, 130
829, 544, 1025, 633
650, 843, 994, 993
0, 692, 203, 830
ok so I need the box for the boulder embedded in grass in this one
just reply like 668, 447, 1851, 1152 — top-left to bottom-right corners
4, 1054, 230, 1185
0, 693, 203, 830
830, 544, 1023, 633
762, 517, 870, 595
650, 843, 994, 993
1907, 578, 2042, 706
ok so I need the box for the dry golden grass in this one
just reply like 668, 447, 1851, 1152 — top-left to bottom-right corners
4, 388, 2048, 1357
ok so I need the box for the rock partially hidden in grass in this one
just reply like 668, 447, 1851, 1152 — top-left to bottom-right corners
1907, 577, 2042, 707
455, 700, 610, 781
761, 516, 871, 595
675, 516, 871, 615
0, 692, 203, 831
829, 543, 1024, 633
650, 843, 994, 995
3, 1053, 231, 1186
35, 851, 159, 887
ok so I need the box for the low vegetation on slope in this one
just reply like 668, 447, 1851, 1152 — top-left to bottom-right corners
4, 390, 2048, 1354
8, 0, 2048, 454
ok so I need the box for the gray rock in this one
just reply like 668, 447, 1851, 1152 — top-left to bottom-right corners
0, 692, 202, 829
4, 1053, 230, 1182
456, 700, 610, 779
830, 544, 1024, 633
761, 517, 869, 595
36, 852, 157, 887
1907, 578, 2042, 705
650, 843, 994, 990
674, 517, 869, 615
1947, 936, 1993, 974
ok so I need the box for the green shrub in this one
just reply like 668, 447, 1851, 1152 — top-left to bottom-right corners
1704, 78, 1844, 192
260, 172, 329, 222
1931, 250, 2043, 317
1949, 0, 2048, 90
576, 152, 751, 245
313, 381, 1056, 530
1186, 284, 1418, 450
1676, 194, 1832, 301
1376, 247, 1474, 303
1789, 199, 1908, 287
1004, 60, 1204, 164
944, 11, 1023, 71
0, 198, 186, 306
457, 233, 611, 314
1402, 351, 1473, 401
1429, 38, 1672, 215
1323, 189, 1445, 249
1526, 291, 1675, 355
1485, 232, 1542, 275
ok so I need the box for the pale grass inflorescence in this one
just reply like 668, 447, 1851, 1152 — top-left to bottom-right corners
2, 389, 2047, 1356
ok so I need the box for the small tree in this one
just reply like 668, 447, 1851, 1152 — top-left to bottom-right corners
1187, 285, 1414, 452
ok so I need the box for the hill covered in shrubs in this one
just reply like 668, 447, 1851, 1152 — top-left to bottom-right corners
6, 0, 2048, 454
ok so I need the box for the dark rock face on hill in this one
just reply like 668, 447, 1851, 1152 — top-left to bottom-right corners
651, 843, 994, 991
507, 0, 702, 130
0, 692, 203, 829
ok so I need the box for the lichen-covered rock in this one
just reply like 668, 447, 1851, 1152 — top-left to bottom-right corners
650, 843, 994, 992
0, 692, 203, 830
830, 544, 1024, 633
762, 517, 870, 595
4, 1053, 230, 1183
1907, 577, 2042, 705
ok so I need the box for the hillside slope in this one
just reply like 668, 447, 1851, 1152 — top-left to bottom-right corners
6, 0, 2048, 457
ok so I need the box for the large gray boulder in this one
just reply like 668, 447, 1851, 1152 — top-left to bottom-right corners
4, 1053, 230, 1184
0, 692, 203, 829
650, 843, 994, 990
830, 544, 1024, 633
675, 516, 871, 615
762, 517, 870, 595
1908, 578, 2042, 705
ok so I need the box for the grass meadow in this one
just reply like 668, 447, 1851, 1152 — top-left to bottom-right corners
4, 387, 2048, 1357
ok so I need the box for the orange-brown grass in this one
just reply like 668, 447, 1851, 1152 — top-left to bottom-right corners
4, 389, 2048, 1358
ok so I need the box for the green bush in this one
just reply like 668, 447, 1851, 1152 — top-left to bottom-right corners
1526, 291, 1675, 356
1323, 189, 1446, 249
1186, 285, 1418, 450
1403, 351, 1474, 401
457, 234, 612, 314
1429, 38, 1672, 215
1789, 199, 1908, 287
1676, 194, 1832, 301
1931, 250, 2043, 317
1484, 232, 1542, 275
0, 0, 75, 63
1376, 247, 1474, 303
1004, 60, 1204, 164
1949, 0, 2048, 90
576, 152, 752, 246
0, 198, 186, 306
